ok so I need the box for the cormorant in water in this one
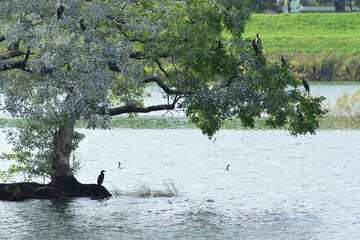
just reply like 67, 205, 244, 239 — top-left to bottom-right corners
281, 55, 287, 70
79, 19, 86, 31
57, 5, 65, 20
226, 164, 230, 171
97, 170, 106, 185
302, 76, 310, 94
118, 162, 121, 169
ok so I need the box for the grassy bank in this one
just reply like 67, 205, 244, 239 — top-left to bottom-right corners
0, 115, 359, 131
244, 12, 360, 81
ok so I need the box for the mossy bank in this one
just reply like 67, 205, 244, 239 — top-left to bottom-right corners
244, 12, 360, 81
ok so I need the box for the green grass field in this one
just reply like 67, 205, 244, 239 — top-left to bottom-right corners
244, 12, 360, 81
244, 12, 360, 53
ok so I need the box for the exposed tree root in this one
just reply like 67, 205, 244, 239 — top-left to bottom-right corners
0, 176, 111, 201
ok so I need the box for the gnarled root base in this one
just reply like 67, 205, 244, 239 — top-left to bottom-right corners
0, 176, 111, 201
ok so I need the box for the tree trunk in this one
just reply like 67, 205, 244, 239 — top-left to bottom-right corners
51, 123, 75, 179
46, 122, 112, 197
287, 0, 291, 13
348, 0, 353, 12
333, 0, 345, 12
50, 122, 79, 192
0, 120, 112, 201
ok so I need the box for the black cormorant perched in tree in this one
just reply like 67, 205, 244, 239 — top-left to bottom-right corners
216, 40, 222, 50
281, 55, 287, 70
255, 33, 261, 44
97, 170, 106, 185
79, 19, 86, 32
226, 164, 230, 171
252, 39, 261, 55
297, 106, 304, 121
302, 76, 310, 94
57, 5, 65, 20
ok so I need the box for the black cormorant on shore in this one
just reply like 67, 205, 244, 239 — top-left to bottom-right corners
226, 164, 230, 171
97, 170, 106, 185
118, 162, 121, 169
57, 5, 65, 20
302, 76, 310, 94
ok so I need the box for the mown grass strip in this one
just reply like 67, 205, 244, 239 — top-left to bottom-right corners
244, 12, 360, 54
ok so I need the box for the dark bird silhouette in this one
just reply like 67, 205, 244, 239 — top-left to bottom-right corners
97, 170, 106, 185
297, 106, 304, 121
281, 55, 287, 70
302, 76, 310, 94
255, 33, 261, 44
252, 39, 261, 55
118, 162, 121, 169
79, 19, 86, 32
57, 5, 65, 20
226, 164, 230, 171
211, 40, 222, 51
216, 40, 222, 50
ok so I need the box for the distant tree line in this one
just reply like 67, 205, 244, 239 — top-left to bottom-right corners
250, 0, 359, 13
308, 0, 358, 12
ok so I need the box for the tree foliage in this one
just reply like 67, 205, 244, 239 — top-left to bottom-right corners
0, 0, 326, 181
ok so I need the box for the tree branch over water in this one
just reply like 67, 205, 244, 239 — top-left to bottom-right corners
143, 77, 193, 95
0, 48, 30, 72
106, 77, 190, 116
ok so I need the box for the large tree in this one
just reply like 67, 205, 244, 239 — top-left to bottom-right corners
0, 0, 325, 199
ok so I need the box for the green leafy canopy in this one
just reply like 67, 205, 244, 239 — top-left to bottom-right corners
0, 0, 326, 181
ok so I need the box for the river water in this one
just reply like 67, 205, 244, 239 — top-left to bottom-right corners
1, 83, 360, 239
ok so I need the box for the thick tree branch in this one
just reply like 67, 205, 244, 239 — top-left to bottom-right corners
143, 76, 193, 95
154, 60, 168, 78
0, 50, 27, 60
105, 77, 192, 116
129, 52, 145, 60
0, 60, 26, 71
215, 74, 272, 90
24, 48, 30, 63
107, 102, 177, 116
0, 48, 31, 72
129, 52, 170, 60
